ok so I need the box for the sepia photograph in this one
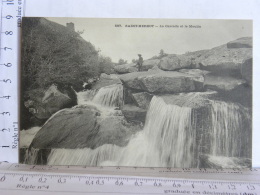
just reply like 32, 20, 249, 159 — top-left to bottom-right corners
20, 17, 252, 168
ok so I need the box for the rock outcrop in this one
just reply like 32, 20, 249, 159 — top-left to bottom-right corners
132, 92, 153, 110
241, 58, 252, 86
157, 37, 252, 76
159, 91, 216, 108
198, 44, 252, 74
115, 37, 252, 77
23, 84, 77, 129
204, 75, 246, 91
158, 54, 198, 71
122, 104, 147, 123
41, 85, 72, 111
27, 84, 77, 121
30, 105, 140, 150
119, 70, 204, 93
227, 37, 252, 49
142, 59, 160, 70
114, 63, 137, 74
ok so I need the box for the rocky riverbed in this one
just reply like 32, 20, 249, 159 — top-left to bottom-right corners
20, 37, 252, 168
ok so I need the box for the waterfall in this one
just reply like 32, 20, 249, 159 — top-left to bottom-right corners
77, 89, 98, 105
119, 96, 195, 167
77, 84, 123, 108
47, 145, 123, 166
92, 84, 123, 108
47, 96, 196, 167
29, 84, 251, 167
209, 100, 251, 158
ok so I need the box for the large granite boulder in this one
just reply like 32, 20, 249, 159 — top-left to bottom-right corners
198, 42, 252, 74
41, 84, 72, 112
227, 37, 252, 49
122, 104, 147, 123
24, 84, 77, 121
34, 85, 77, 119
30, 105, 140, 150
158, 54, 195, 71
142, 59, 160, 70
132, 92, 153, 109
30, 105, 99, 149
241, 58, 252, 86
159, 91, 217, 108
204, 74, 246, 91
163, 37, 252, 75
119, 70, 204, 93
213, 82, 252, 108
114, 63, 137, 74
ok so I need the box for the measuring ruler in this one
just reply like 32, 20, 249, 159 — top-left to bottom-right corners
0, 162, 259, 194
0, 0, 24, 162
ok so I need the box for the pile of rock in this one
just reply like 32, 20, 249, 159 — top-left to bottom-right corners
22, 84, 77, 128
116, 37, 252, 123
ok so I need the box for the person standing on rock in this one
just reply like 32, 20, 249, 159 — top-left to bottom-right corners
137, 54, 143, 72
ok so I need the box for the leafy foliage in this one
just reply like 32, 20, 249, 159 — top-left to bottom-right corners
149, 49, 168, 60
159, 49, 167, 58
117, 58, 128, 65
98, 55, 115, 75
21, 18, 100, 91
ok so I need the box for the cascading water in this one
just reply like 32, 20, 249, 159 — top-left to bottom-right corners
77, 89, 98, 105
47, 144, 123, 166
92, 84, 123, 108
47, 96, 196, 167
77, 84, 124, 108
22, 84, 124, 164
209, 100, 251, 158
25, 82, 251, 167
117, 96, 195, 167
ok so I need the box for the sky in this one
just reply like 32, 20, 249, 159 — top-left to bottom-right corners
47, 18, 252, 63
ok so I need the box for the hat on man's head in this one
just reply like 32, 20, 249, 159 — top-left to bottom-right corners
138, 54, 142, 56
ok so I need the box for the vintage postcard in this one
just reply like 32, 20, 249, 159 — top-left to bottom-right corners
20, 18, 252, 168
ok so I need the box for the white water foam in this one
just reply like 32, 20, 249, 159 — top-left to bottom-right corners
210, 100, 251, 157
47, 96, 195, 167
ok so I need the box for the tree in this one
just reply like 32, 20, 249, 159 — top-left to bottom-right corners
21, 17, 100, 91
159, 49, 167, 58
98, 55, 115, 74
118, 58, 128, 65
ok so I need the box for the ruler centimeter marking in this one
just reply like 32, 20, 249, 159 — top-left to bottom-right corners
0, 171, 259, 194
0, 0, 23, 162
0, 163, 259, 194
